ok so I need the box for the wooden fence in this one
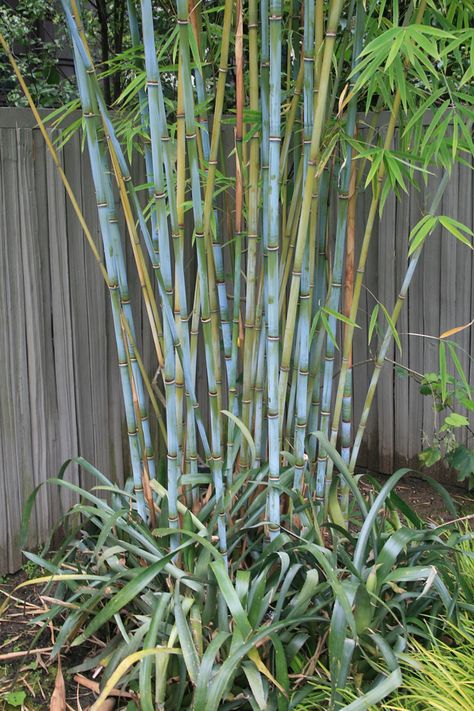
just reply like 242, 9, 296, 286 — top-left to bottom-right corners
1, 107, 473, 572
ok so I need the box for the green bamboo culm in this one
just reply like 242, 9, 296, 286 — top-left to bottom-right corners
266, 0, 283, 539
61, 0, 150, 519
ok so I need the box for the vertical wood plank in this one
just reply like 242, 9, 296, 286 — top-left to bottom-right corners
0, 129, 32, 571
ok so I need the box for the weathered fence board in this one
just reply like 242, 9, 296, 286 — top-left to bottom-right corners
0, 108, 473, 572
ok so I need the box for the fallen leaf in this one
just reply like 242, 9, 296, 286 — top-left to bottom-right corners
74, 674, 134, 699
50, 665, 66, 711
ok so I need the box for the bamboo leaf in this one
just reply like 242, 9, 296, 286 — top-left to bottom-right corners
221, 410, 257, 467
379, 301, 402, 353
447, 341, 470, 395
408, 215, 438, 256
368, 304, 379, 344
320, 312, 338, 350
323, 306, 360, 329
439, 216, 474, 250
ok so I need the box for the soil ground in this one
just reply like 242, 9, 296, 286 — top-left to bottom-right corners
367, 470, 474, 521
0, 568, 100, 710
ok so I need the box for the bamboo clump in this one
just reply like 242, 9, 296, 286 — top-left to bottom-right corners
2, 0, 471, 551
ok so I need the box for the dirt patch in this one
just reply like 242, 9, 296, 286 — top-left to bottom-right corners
362, 470, 474, 522
0, 572, 98, 710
